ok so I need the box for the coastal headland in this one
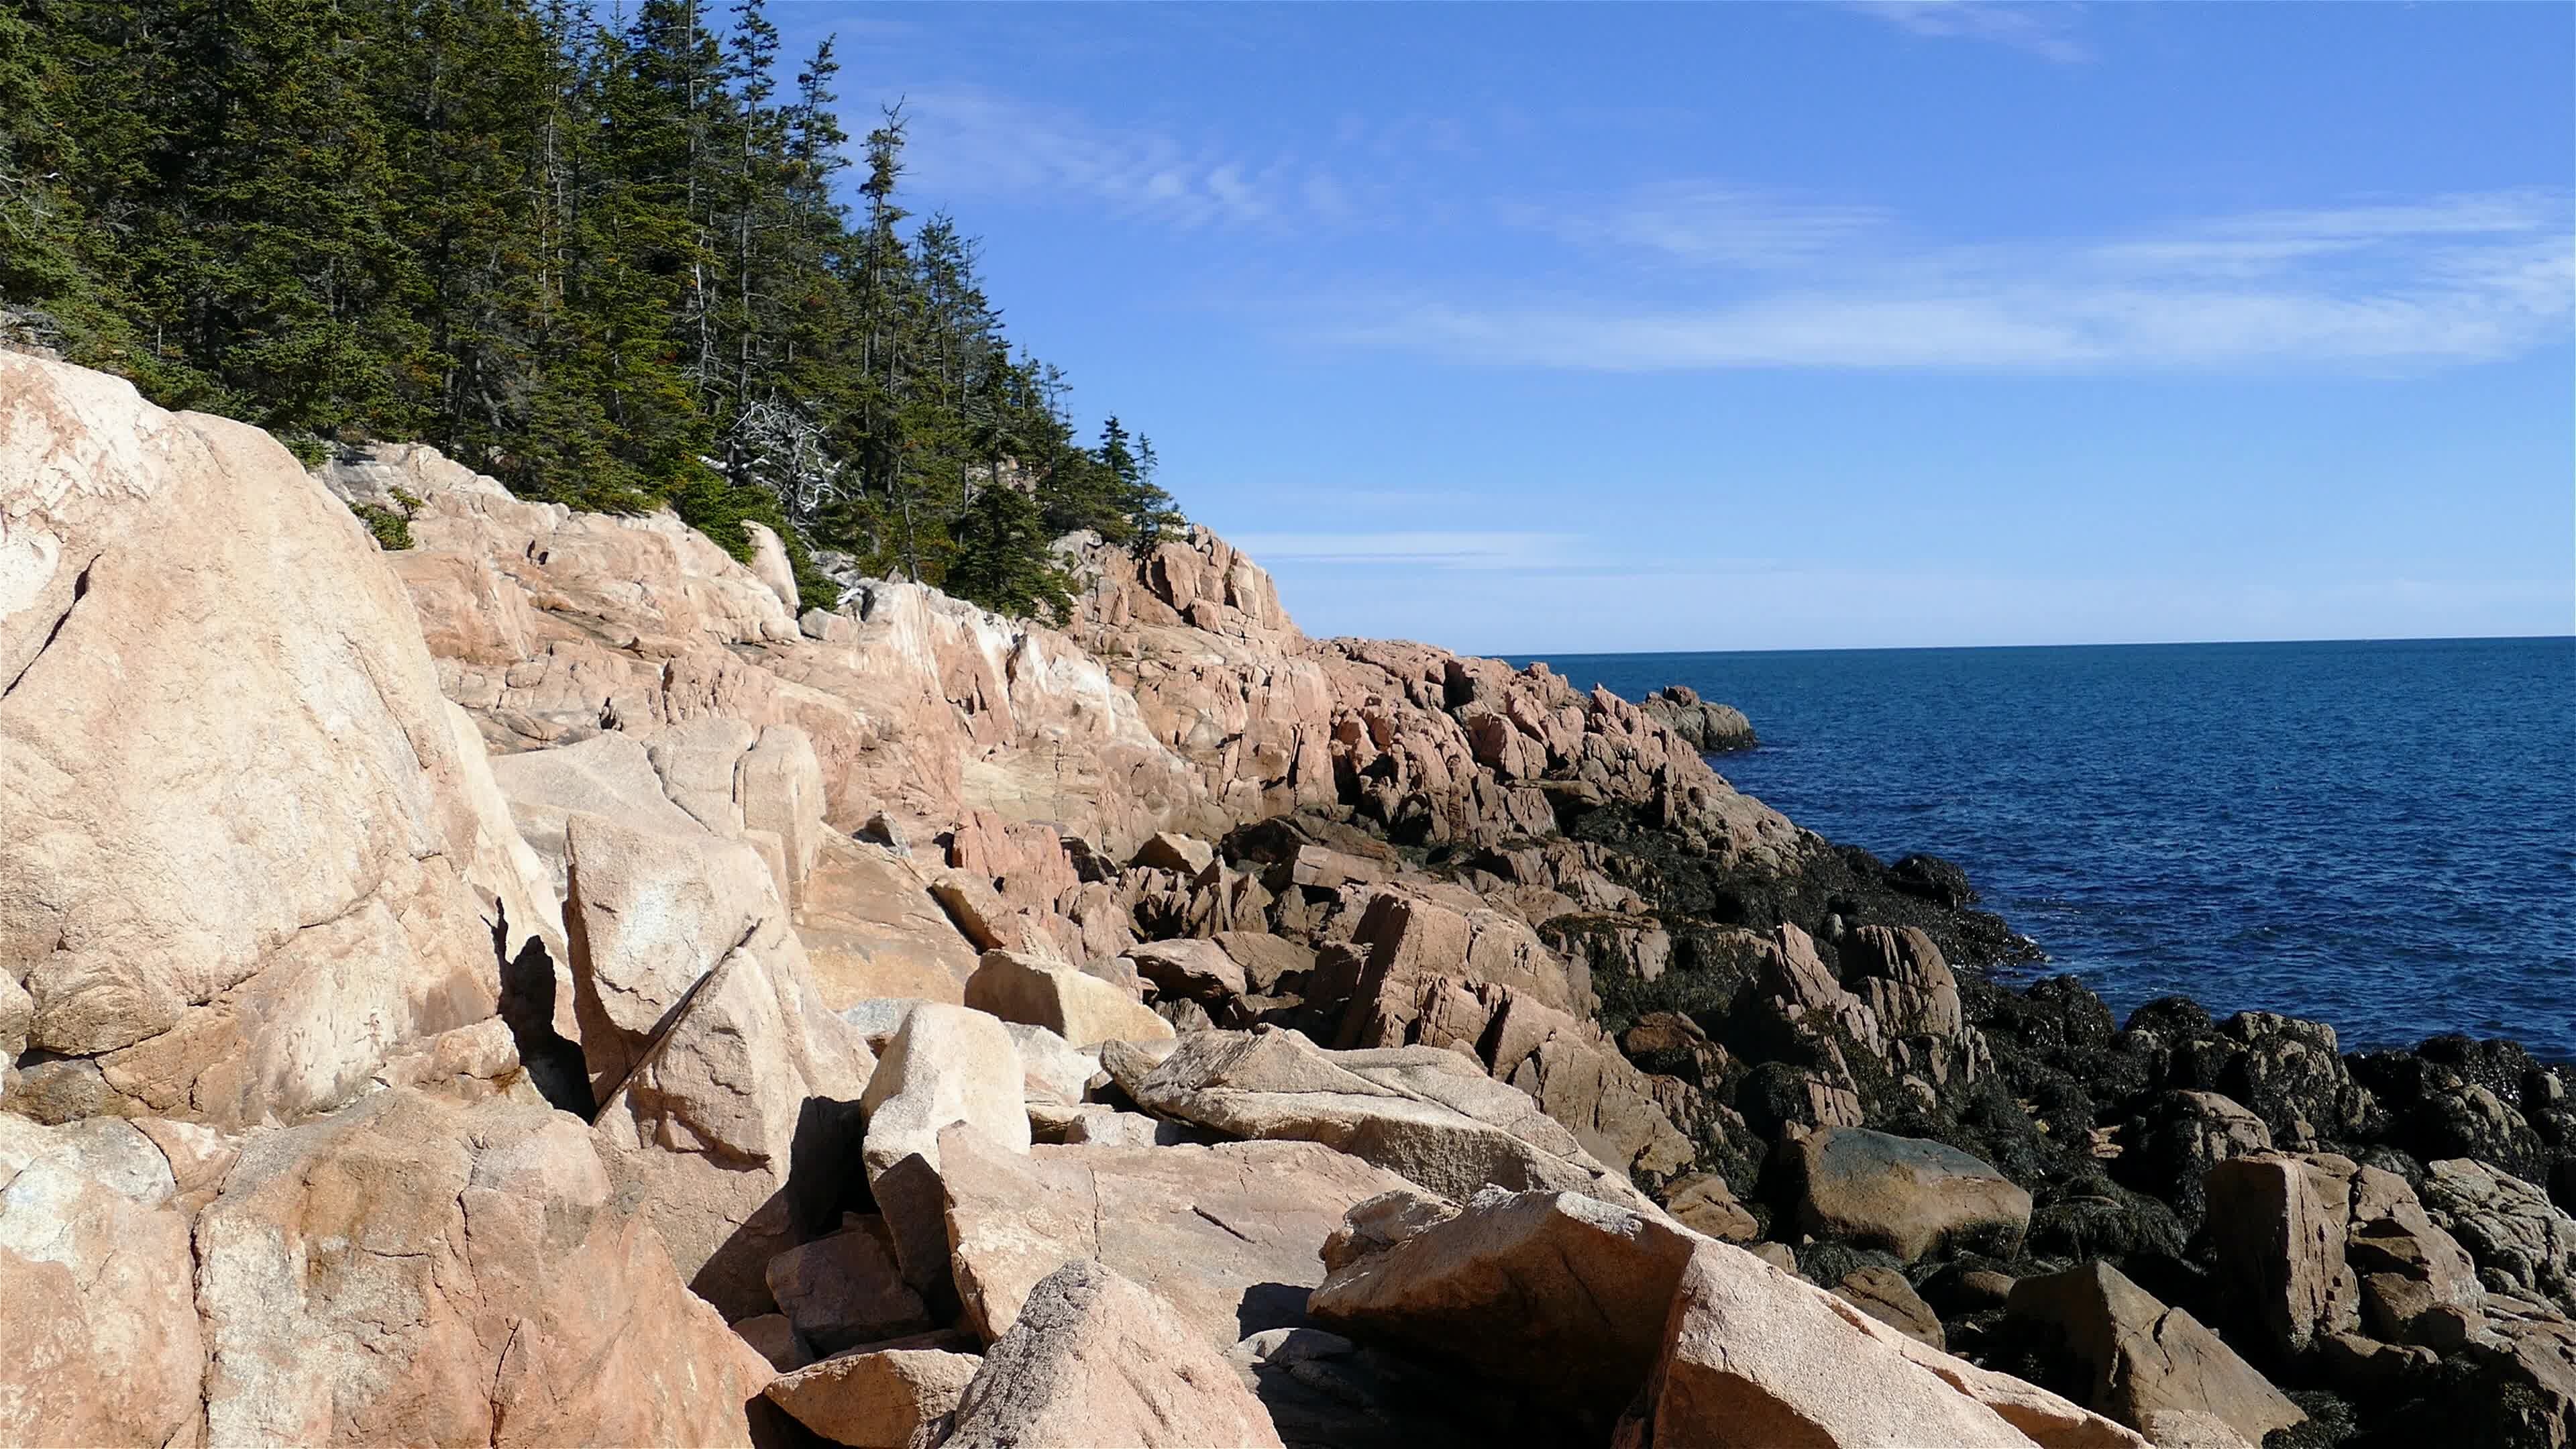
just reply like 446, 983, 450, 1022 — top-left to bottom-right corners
4, 350, 2571, 1447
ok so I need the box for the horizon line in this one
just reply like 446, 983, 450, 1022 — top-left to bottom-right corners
1488, 629, 2576, 661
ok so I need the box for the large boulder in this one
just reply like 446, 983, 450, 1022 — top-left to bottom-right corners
588, 910, 874, 1319
1, 356, 535, 1127
794, 835, 982, 1008
945, 1259, 1287, 1449
1119, 1026, 1656, 1214
2204, 1154, 2360, 1355
2420, 1157, 2576, 1309
195, 1088, 774, 1447
1307, 1187, 1700, 1415
1791, 1126, 2033, 1262
562, 812, 790, 1097
936, 1121, 1413, 1347
859, 1003, 1030, 1184
2006, 1262, 2304, 1444
1626, 1239, 2107, 1448
0, 1114, 205, 1448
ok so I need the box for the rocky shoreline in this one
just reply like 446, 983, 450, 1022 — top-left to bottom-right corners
3, 349, 2571, 1448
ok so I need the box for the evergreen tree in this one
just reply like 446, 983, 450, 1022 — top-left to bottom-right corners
0, 0, 1183, 620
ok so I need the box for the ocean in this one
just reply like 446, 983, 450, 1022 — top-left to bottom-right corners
1517, 637, 2576, 1063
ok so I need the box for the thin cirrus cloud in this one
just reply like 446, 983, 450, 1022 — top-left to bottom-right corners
1508, 181, 1890, 269
891, 87, 1354, 231
1849, 2, 2095, 64
1324, 189, 2576, 372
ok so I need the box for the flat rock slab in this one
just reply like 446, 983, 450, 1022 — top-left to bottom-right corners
1793, 1126, 2033, 1262
1124, 1026, 1655, 1214
936, 1122, 1415, 1348
965, 949, 1176, 1048
945, 1260, 1286, 1449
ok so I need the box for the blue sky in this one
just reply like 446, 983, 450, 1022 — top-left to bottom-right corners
779, 1, 2574, 653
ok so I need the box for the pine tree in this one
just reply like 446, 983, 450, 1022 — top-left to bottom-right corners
0, 0, 1183, 621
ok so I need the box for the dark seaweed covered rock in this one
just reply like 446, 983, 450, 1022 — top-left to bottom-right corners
2131, 1008, 2382, 1150
2112, 1089, 2275, 1224
1888, 853, 1978, 909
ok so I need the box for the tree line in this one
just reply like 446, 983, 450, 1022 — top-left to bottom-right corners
0, 0, 1179, 617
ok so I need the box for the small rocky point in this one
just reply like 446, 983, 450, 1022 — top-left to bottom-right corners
3, 351, 2570, 1447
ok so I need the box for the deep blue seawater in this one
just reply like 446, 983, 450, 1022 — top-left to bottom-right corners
1516, 638, 2576, 1062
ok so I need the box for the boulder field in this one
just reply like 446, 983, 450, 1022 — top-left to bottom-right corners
4, 350, 2573, 1447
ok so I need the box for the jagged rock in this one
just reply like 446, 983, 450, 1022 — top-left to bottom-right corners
2120, 1091, 2274, 1216
934, 1121, 1413, 1347
588, 910, 873, 1318
740, 722, 829, 898
1791, 1126, 2033, 1262
1509, 1022, 1696, 1177
764, 1346, 981, 1449
2, 356, 535, 1128
490, 731, 705, 889
2419, 1157, 2576, 1308
1843, 923, 1990, 1087
195, 1088, 774, 1447
1135, 830, 1219, 875
1626, 1238, 2117, 1448
2461, 1295, 2576, 1447
945, 1259, 1287, 1449
2203, 1153, 2359, 1355
1636, 685, 1756, 753
964, 949, 1176, 1047
859, 1002, 1030, 1183
2337, 1160, 2487, 1348
1748, 1241, 1801, 1275
1308, 1187, 1701, 1415
769, 1218, 931, 1352
1320, 1188, 1463, 1273
1336, 889, 1589, 1049
2005, 1261, 2304, 1444
743, 520, 799, 614
1837, 1264, 1947, 1350
0, 1114, 203, 1448
798, 606, 853, 643
562, 810, 788, 1095
2152, 1011, 2377, 1148
1120, 1026, 1656, 1213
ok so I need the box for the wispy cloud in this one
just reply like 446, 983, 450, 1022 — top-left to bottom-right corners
1221, 531, 1584, 570
1851, 2, 2094, 64
1513, 182, 1888, 268
894, 88, 1334, 229
891, 87, 1411, 230
1317, 190, 2576, 372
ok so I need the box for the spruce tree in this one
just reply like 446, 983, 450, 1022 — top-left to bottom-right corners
0, 0, 1183, 622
